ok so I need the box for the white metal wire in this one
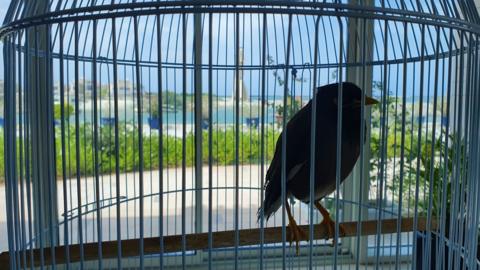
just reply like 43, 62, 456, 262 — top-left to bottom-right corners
0, 0, 480, 269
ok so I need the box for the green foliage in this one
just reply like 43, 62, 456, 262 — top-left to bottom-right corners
0, 125, 279, 181
100, 87, 110, 99
370, 131, 418, 160
275, 96, 301, 124
54, 103, 74, 119
368, 80, 464, 217
413, 131, 465, 217
267, 55, 304, 125
149, 91, 185, 118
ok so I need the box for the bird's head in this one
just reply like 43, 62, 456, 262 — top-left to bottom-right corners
322, 82, 379, 110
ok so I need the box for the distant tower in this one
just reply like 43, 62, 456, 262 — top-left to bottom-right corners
233, 48, 248, 102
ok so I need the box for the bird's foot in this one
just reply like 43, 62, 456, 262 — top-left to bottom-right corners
320, 215, 346, 246
287, 219, 308, 255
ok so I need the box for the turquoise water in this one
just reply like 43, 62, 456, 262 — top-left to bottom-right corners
72, 106, 277, 126
160, 106, 276, 125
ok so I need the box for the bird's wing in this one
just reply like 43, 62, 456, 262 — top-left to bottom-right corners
265, 100, 313, 184
285, 100, 313, 164
260, 99, 319, 220
287, 161, 306, 182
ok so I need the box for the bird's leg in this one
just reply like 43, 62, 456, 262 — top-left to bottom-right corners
285, 199, 307, 255
314, 201, 346, 244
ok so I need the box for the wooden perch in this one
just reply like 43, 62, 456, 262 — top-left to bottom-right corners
0, 217, 436, 268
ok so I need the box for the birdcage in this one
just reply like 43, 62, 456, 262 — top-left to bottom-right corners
1, 0, 480, 269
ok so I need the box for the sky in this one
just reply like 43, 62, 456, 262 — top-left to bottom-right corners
0, 0, 458, 100
0, 0, 9, 82
0, 0, 8, 25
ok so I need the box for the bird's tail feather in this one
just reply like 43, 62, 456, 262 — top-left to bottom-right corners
257, 133, 283, 223
257, 171, 281, 223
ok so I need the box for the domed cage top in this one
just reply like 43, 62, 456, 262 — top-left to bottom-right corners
1, 0, 480, 269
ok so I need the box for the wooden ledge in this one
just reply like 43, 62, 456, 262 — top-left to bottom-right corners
0, 217, 436, 268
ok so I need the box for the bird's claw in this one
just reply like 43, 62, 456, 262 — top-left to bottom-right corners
320, 216, 346, 246
287, 220, 308, 255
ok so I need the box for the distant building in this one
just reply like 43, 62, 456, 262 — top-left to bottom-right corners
232, 48, 248, 102
73, 79, 101, 93
109, 80, 142, 96
67, 79, 100, 100
53, 83, 72, 103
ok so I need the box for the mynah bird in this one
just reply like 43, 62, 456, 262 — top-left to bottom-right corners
257, 82, 379, 253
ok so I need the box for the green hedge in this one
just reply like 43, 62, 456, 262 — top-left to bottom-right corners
0, 125, 280, 181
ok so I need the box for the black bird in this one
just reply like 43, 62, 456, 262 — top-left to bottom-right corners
258, 82, 379, 253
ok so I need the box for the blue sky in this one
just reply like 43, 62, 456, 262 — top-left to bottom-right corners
0, 1, 453, 100
0, 0, 8, 24
0, 0, 9, 82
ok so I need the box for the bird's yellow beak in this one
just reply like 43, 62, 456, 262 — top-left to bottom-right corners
365, 96, 379, 105
353, 96, 380, 107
